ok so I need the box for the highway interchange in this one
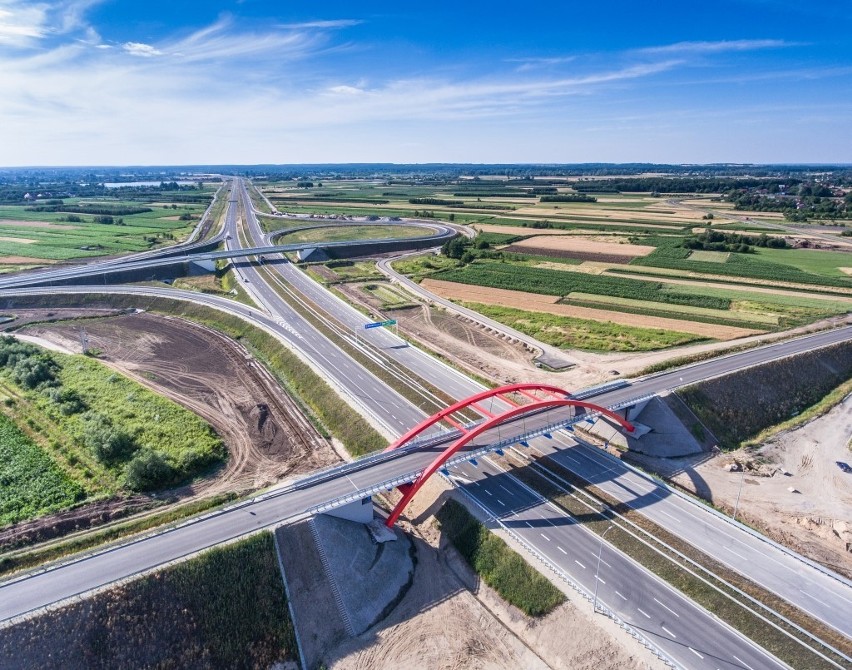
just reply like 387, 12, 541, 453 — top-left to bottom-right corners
1, 179, 850, 669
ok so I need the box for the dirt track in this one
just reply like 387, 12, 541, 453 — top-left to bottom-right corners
19, 311, 340, 498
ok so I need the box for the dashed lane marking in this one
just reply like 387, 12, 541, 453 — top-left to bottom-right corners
653, 597, 680, 618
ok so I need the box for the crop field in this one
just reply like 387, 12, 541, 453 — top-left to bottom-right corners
261, 178, 850, 351
435, 262, 733, 310
0, 413, 84, 525
0, 192, 213, 266
422, 279, 756, 342
0, 532, 297, 669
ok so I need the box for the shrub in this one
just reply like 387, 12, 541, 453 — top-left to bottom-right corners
124, 449, 175, 491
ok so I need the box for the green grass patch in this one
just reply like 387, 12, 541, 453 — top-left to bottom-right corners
458, 301, 705, 351
0, 413, 85, 525
280, 224, 425, 244
362, 283, 417, 309
436, 498, 565, 617
563, 292, 777, 327
632, 240, 852, 289
0, 533, 297, 669
688, 250, 730, 262
0, 337, 225, 493
752, 247, 852, 277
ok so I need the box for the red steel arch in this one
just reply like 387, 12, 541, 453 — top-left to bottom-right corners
385, 384, 634, 528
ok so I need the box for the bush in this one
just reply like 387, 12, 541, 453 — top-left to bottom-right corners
125, 449, 175, 491
82, 412, 138, 464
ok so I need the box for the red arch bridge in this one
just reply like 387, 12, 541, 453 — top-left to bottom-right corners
304, 383, 646, 527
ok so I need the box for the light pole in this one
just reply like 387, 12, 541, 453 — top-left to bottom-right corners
733, 463, 746, 522
593, 524, 614, 614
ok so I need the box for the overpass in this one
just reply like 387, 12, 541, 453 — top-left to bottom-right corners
0, 222, 456, 290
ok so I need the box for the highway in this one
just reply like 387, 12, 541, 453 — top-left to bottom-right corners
1, 179, 850, 667
236, 169, 852, 642
448, 456, 783, 670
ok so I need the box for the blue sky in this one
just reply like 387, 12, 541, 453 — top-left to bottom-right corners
0, 0, 850, 165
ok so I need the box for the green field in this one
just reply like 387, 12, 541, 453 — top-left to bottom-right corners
436, 261, 732, 310
0, 413, 84, 525
0, 191, 215, 263
280, 224, 425, 244
0, 336, 225, 501
751, 247, 852, 277
459, 301, 704, 351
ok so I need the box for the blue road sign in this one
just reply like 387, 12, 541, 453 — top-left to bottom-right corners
364, 319, 397, 329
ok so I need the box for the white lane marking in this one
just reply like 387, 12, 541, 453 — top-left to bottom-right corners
499, 484, 512, 494
496, 499, 505, 507
525, 521, 533, 528
637, 608, 651, 619
596, 576, 605, 584
484, 489, 493, 496
557, 546, 567, 555
575, 560, 586, 569
661, 625, 676, 638
798, 589, 826, 605
591, 551, 612, 568
653, 597, 680, 618
540, 533, 550, 541
615, 591, 627, 600
732, 654, 755, 670
724, 545, 748, 561
688, 647, 704, 659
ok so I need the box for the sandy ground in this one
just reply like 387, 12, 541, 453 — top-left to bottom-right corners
667, 395, 852, 578
0, 236, 37, 244
324, 478, 661, 670
21, 313, 340, 499
0, 256, 55, 264
508, 236, 655, 257
421, 278, 764, 340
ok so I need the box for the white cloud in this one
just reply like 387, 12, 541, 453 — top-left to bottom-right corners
278, 19, 361, 30
123, 41, 163, 57
507, 56, 576, 72
0, 3, 49, 47
638, 39, 796, 54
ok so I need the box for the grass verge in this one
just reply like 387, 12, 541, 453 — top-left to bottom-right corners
435, 497, 565, 617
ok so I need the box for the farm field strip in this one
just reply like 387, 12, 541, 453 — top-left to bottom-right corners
564, 292, 781, 325
421, 278, 763, 339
